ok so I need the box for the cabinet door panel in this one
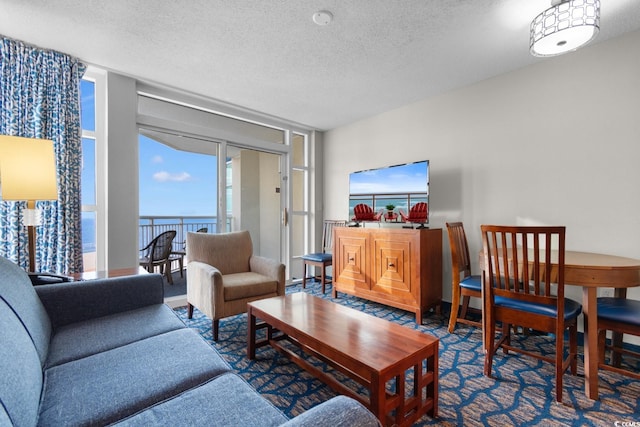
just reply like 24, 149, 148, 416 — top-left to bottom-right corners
335, 234, 368, 289
372, 237, 413, 295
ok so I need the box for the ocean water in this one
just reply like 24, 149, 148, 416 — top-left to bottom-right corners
81, 217, 217, 253
82, 217, 96, 253
348, 194, 428, 219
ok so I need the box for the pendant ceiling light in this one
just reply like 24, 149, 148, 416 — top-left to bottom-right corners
530, 0, 600, 57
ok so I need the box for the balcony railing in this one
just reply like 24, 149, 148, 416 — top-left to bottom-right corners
82, 216, 227, 273
139, 216, 227, 252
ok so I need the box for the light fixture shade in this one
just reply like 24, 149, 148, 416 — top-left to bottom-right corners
0, 135, 58, 201
530, 0, 600, 57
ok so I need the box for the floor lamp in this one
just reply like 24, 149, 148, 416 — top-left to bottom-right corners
0, 135, 58, 272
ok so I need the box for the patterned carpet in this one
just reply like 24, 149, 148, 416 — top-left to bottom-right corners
174, 284, 640, 426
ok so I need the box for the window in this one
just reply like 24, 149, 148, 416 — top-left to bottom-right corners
290, 133, 309, 280
80, 78, 97, 271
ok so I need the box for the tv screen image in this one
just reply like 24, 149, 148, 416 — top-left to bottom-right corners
348, 160, 429, 226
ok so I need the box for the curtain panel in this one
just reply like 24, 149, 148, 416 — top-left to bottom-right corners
0, 36, 86, 273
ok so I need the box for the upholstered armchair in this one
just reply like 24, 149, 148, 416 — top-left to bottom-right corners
186, 230, 285, 341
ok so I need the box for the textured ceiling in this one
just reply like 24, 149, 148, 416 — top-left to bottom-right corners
1, 0, 639, 130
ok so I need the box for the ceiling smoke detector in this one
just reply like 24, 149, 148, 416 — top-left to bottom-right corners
312, 10, 333, 26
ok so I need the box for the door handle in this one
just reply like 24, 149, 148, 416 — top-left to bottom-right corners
282, 208, 288, 226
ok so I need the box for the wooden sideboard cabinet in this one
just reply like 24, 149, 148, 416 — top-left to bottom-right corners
332, 226, 443, 323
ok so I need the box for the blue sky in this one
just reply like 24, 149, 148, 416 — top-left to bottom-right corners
349, 160, 429, 195
138, 136, 217, 217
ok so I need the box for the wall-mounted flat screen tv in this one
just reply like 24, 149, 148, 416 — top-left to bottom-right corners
348, 160, 429, 227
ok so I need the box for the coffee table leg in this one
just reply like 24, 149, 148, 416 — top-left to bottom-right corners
370, 375, 386, 426
247, 307, 256, 359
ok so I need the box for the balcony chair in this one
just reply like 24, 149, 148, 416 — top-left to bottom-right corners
139, 230, 177, 284
301, 220, 347, 293
597, 296, 640, 380
398, 202, 428, 227
481, 225, 582, 403
170, 227, 209, 278
351, 203, 382, 222
186, 230, 285, 341
446, 222, 482, 333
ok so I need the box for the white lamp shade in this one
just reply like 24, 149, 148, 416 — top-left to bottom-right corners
0, 135, 58, 201
530, 0, 600, 57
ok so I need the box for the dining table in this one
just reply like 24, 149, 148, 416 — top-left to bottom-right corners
480, 249, 640, 400
564, 251, 640, 399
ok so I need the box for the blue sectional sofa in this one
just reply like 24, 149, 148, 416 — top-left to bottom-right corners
0, 256, 380, 427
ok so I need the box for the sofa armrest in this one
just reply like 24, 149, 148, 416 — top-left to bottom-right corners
35, 273, 165, 328
250, 255, 285, 295
280, 396, 381, 427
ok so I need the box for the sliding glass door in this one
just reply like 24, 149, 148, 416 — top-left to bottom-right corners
139, 130, 287, 292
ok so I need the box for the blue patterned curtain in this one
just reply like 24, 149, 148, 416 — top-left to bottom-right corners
0, 36, 86, 273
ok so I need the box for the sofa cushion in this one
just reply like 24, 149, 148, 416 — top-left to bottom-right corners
38, 328, 231, 427
113, 372, 288, 427
223, 272, 279, 301
45, 304, 186, 368
0, 256, 51, 365
0, 299, 43, 427
35, 273, 165, 329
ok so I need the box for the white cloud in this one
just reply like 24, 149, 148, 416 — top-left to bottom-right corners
151, 155, 163, 164
153, 171, 192, 182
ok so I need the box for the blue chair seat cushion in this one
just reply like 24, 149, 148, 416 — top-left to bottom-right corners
598, 297, 640, 327
301, 252, 332, 263
460, 275, 482, 292
495, 296, 582, 320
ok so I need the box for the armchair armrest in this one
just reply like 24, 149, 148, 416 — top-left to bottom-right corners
35, 273, 165, 329
250, 255, 285, 294
280, 396, 381, 427
186, 261, 224, 319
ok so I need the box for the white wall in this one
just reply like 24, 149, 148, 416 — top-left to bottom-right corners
323, 30, 640, 309
105, 73, 139, 270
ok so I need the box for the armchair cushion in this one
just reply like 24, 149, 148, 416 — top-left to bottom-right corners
223, 272, 280, 301
188, 230, 253, 274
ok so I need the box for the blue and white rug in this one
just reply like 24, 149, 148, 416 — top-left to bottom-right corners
174, 283, 640, 426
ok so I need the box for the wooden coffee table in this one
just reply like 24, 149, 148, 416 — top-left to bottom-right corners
247, 293, 438, 427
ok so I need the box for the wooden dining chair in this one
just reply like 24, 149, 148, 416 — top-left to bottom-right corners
301, 220, 347, 293
480, 225, 582, 403
446, 222, 482, 333
597, 296, 640, 380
